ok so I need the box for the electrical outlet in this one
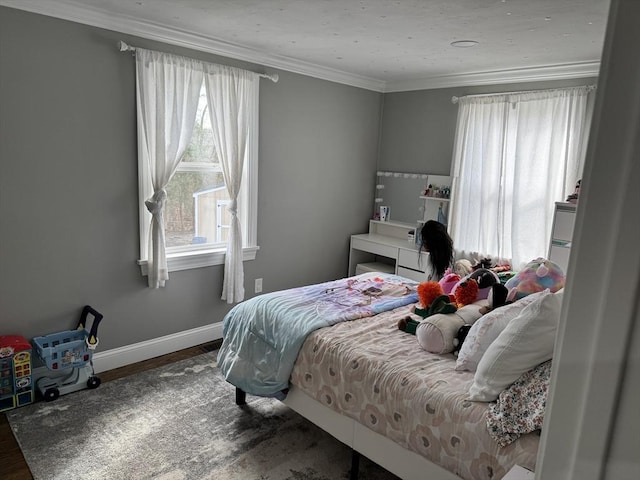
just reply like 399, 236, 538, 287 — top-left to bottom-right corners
255, 278, 263, 293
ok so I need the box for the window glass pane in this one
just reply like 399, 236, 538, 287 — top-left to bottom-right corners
182, 84, 217, 164
164, 84, 229, 249
165, 171, 229, 248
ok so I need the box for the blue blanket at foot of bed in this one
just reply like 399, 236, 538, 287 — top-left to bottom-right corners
217, 273, 418, 397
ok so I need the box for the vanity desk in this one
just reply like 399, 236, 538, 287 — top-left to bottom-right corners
348, 220, 429, 282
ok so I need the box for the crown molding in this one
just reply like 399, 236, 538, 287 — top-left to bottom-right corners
384, 61, 601, 92
1, 0, 600, 93
0, 0, 386, 91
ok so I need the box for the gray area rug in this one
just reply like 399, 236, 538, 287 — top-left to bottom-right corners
7, 351, 399, 480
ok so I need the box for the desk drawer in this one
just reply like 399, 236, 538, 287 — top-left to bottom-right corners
351, 237, 398, 259
397, 266, 427, 282
398, 248, 428, 272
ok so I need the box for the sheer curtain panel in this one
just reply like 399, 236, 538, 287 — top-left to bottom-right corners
449, 86, 592, 270
204, 65, 259, 303
136, 49, 203, 288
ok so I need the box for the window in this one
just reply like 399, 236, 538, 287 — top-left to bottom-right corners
136, 51, 259, 281
164, 85, 230, 250
449, 86, 593, 270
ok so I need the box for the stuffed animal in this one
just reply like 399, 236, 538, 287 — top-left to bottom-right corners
399, 295, 458, 334
417, 281, 444, 309
479, 283, 510, 315
450, 268, 500, 302
438, 271, 460, 295
469, 268, 500, 299
416, 301, 487, 354
450, 278, 480, 307
398, 281, 455, 334
504, 257, 565, 301
413, 281, 461, 318
453, 259, 473, 277
452, 324, 473, 356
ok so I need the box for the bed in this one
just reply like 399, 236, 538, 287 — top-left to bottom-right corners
217, 272, 549, 480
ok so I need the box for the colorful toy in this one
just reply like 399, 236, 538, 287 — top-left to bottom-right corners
0, 335, 34, 412
417, 281, 444, 308
438, 271, 460, 295
504, 257, 565, 302
398, 281, 455, 334
450, 268, 500, 303
31, 306, 104, 401
451, 278, 480, 307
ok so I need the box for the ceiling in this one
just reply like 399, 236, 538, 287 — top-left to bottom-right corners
0, 0, 611, 91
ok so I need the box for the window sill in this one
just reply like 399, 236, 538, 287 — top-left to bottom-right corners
137, 246, 259, 276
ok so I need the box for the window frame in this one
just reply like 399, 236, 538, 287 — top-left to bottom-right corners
136, 86, 259, 276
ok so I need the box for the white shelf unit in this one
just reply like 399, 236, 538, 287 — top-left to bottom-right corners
419, 174, 452, 228
548, 202, 577, 275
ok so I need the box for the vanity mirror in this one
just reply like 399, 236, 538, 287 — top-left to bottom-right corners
373, 171, 452, 228
374, 171, 428, 225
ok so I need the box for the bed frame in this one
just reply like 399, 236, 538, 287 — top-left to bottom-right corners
236, 386, 461, 480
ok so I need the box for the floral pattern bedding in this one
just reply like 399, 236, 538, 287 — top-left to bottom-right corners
289, 304, 540, 480
486, 360, 551, 447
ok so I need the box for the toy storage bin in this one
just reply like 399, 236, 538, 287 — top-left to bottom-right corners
31, 306, 103, 401
32, 305, 102, 371
32, 329, 91, 371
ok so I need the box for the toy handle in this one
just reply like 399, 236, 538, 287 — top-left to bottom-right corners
76, 305, 103, 348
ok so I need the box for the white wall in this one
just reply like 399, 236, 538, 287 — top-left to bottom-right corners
537, 0, 640, 478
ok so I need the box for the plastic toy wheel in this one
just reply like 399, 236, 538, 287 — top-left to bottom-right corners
43, 388, 60, 402
87, 376, 101, 389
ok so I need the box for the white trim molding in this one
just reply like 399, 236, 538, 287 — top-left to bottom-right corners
92, 323, 224, 373
137, 246, 259, 275
0, 0, 600, 92
384, 61, 601, 93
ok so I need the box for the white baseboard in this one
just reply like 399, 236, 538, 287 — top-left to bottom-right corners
91, 323, 224, 373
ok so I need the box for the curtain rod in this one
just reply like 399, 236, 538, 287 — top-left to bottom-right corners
451, 84, 596, 104
117, 41, 279, 83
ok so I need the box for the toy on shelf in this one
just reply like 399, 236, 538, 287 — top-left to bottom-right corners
31, 305, 104, 401
0, 335, 34, 412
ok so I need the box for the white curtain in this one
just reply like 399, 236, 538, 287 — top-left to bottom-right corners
449, 86, 592, 270
136, 49, 203, 288
204, 64, 259, 303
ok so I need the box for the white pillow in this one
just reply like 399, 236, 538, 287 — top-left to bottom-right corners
468, 289, 563, 402
455, 290, 547, 372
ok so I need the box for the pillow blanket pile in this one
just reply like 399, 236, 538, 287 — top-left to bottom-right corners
455, 290, 548, 372
468, 289, 563, 402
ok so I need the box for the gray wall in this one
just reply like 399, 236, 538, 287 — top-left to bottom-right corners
378, 78, 597, 175
0, 7, 381, 350
0, 6, 599, 353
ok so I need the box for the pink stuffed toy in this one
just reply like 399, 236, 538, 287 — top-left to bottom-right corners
439, 270, 460, 295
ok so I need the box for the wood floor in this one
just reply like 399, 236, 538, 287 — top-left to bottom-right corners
0, 341, 220, 480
